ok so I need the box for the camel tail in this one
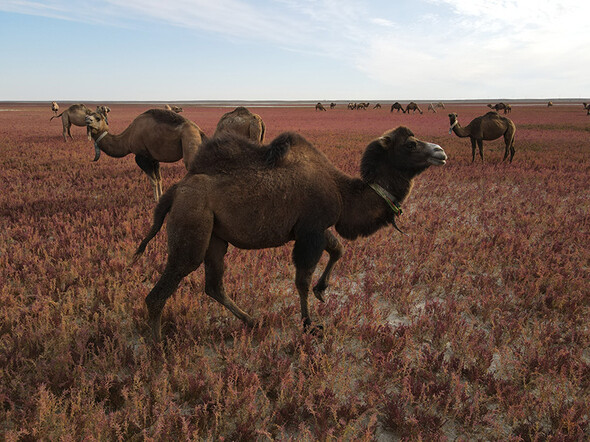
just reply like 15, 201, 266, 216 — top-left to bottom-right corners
131, 184, 178, 264
50, 112, 64, 122
265, 132, 298, 166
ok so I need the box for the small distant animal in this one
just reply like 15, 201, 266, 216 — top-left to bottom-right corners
448, 111, 516, 163
51, 101, 59, 116
330, 103, 336, 109
315, 102, 327, 111
132, 126, 447, 341
390, 102, 405, 113
547, 101, 553, 107
164, 104, 183, 113
96, 105, 111, 124
427, 103, 437, 113
373, 103, 381, 109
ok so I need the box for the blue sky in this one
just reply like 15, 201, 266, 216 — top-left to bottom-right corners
1, 0, 589, 101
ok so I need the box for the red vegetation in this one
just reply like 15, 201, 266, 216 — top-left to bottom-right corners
1, 103, 589, 439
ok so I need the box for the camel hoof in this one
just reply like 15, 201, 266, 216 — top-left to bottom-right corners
303, 318, 323, 335
312, 285, 326, 302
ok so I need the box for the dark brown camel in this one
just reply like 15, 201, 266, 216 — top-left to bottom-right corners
50, 103, 93, 141
315, 102, 327, 111
390, 102, 405, 113
405, 102, 423, 114
84, 109, 207, 200
448, 112, 516, 163
330, 102, 337, 109
488, 102, 508, 113
133, 127, 447, 341
213, 106, 266, 143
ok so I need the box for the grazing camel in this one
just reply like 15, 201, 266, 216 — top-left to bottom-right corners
133, 127, 447, 341
51, 101, 59, 116
213, 106, 266, 143
435, 102, 446, 110
427, 103, 437, 113
84, 109, 207, 201
315, 102, 327, 111
448, 111, 516, 163
373, 103, 381, 109
50, 103, 93, 142
164, 104, 183, 113
405, 102, 423, 114
390, 102, 405, 113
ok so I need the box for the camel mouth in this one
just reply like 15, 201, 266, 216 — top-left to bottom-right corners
426, 143, 447, 166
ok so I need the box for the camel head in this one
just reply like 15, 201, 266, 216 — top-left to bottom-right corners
448, 113, 459, 133
361, 126, 447, 181
85, 111, 109, 161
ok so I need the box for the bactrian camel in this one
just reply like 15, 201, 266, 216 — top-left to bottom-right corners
51, 101, 59, 116
85, 108, 207, 201
448, 111, 516, 163
50, 103, 94, 141
213, 106, 266, 143
133, 126, 447, 341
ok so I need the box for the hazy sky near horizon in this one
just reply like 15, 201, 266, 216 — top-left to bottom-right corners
1, 0, 589, 101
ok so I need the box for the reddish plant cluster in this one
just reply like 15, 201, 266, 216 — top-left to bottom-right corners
1, 103, 588, 439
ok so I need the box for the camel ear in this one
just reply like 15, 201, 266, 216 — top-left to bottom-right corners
379, 126, 414, 149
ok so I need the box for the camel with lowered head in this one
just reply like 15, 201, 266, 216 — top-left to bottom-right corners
84, 108, 207, 200
133, 126, 447, 341
213, 106, 266, 143
315, 102, 327, 111
51, 101, 59, 116
405, 102, 423, 114
448, 111, 516, 163
390, 102, 405, 113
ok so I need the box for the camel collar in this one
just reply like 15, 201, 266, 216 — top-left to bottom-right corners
369, 183, 406, 235
94, 131, 108, 146
449, 120, 458, 134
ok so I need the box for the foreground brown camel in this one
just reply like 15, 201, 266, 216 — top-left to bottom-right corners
390, 102, 405, 113
50, 103, 93, 141
133, 127, 447, 341
85, 109, 207, 200
164, 104, 183, 113
448, 112, 516, 163
213, 106, 265, 143
405, 102, 423, 114
315, 102, 327, 111
51, 101, 59, 116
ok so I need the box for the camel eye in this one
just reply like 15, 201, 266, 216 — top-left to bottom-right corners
405, 141, 417, 149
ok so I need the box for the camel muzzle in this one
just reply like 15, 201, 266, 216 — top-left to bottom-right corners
427, 143, 447, 166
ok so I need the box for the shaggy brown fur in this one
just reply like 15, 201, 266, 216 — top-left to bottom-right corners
405, 102, 423, 114
213, 106, 266, 143
390, 102, 405, 113
85, 108, 207, 200
448, 111, 516, 163
50, 103, 93, 141
133, 127, 447, 341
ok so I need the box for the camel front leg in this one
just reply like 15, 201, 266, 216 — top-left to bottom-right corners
204, 235, 255, 326
135, 155, 161, 201
470, 138, 477, 163
477, 139, 484, 163
313, 230, 343, 302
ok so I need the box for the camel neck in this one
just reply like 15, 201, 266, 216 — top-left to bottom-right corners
450, 121, 470, 137
93, 131, 130, 159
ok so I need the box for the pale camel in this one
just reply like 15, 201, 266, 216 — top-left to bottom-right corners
213, 106, 266, 143
315, 102, 327, 111
85, 109, 207, 201
448, 111, 516, 163
164, 104, 183, 113
133, 127, 447, 341
96, 105, 111, 124
405, 102, 423, 114
427, 103, 437, 113
504, 104, 512, 114
50, 103, 93, 142
435, 102, 446, 110
51, 101, 59, 116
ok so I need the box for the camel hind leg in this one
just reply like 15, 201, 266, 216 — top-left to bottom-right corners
204, 235, 255, 326
135, 155, 162, 201
145, 201, 214, 341
503, 129, 516, 163
62, 115, 71, 141
476, 139, 484, 163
